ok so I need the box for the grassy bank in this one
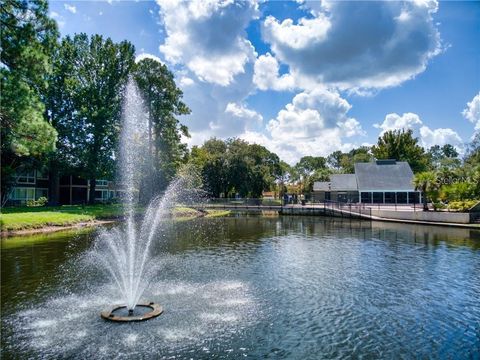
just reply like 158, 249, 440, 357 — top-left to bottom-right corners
0, 204, 230, 233
0, 204, 124, 232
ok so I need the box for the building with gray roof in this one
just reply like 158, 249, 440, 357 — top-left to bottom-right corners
312, 160, 421, 204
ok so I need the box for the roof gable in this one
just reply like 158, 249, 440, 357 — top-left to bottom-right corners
354, 161, 414, 191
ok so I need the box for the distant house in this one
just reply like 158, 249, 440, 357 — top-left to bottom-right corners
312, 160, 421, 204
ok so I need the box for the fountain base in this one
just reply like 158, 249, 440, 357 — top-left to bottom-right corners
101, 302, 163, 322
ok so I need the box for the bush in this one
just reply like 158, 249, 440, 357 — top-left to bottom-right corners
433, 202, 446, 211
26, 197, 48, 207
447, 200, 478, 212
440, 182, 476, 202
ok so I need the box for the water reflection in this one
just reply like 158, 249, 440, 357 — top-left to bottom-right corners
1, 215, 479, 359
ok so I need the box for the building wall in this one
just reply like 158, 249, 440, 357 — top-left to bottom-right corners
8, 171, 122, 206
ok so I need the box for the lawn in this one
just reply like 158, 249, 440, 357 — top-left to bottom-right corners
0, 204, 230, 232
0, 204, 124, 232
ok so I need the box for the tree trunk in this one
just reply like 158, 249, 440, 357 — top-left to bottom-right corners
48, 168, 60, 206
422, 188, 428, 211
89, 178, 96, 205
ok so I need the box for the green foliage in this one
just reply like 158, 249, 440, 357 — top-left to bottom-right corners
189, 138, 281, 198
372, 129, 428, 172
26, 197, 48, 207
1, 0, 59, 204
447, 200, 479, 212
327, 150, 343, 170
413, 171, 439, 210
427, 144, 461, 170
439, 182, 476, 202
45, 33, 135, 203
134, 58, 190, 197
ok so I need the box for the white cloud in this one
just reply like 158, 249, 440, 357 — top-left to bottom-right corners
374, 112, 463, 150
253, 53, 295, 91
462, 92, 480, 131
157, 0, 259, 86
374, 112, 423, 133
135, 53, 163, 64
240, 89, 365, 164
178, 61, 258, 142
179, 76, 194, 87
64, 3, 77, 14
262, 1, 442, 91
50, 11, 66, 28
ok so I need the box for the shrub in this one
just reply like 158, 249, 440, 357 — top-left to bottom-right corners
447, 200, 478, 212
26, 197, 48, 207
440, 182, 476, 202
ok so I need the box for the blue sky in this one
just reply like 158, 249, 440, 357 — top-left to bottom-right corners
50, 0, 480, 164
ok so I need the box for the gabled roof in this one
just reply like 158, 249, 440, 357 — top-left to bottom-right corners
330, 174, 357, 191
354, 161, 414, 191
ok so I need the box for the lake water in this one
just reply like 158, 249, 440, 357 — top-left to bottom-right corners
1, 215, 479, 359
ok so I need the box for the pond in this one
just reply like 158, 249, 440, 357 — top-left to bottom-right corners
1, 215, 479, 359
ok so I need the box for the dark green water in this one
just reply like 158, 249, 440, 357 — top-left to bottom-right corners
1, 215, 479, 359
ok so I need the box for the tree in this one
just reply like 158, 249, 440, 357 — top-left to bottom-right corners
464, 132, 480, 167
294, 156, 327, 195
372, 129, 428, 172
339, 146, 372, 173
1, 0, 59, 204
427, 144, 460, 170
327, 150, 343, 170
46, 34, 135, 204
189, 138, 282, 198
134, 58, 190, 200
413, 171, 439, 211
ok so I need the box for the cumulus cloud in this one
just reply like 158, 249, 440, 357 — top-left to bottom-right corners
462, 92, 480, 131
374, 112, 463, 150
157, 0, 259, 86
240, 89, 365, 164
64, 3, 76, 14
135, 53, 163, 64
253, 53, 295, 91
50, 11, 66, 28
179, 60, 259, 144
262, 0, 442, 91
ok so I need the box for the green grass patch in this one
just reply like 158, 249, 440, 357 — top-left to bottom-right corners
0, 204, 126, 232
0, 211, 93, 231
205, 209, 231, 217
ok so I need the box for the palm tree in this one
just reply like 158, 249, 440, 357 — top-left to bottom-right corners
413, 171, 439, 211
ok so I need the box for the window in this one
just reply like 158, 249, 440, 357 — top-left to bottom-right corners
408, 192, 420, 204
95, 180, 108, 186
36, 188, 48, 199
95, 190, 109, 200
36, 170, 49, 180
10, 187, 36, 201
372, 192, 384, 203
384, 192, 395, 204
17, 170, 35, 184
361, 192, 372, 203
396, 192, 407, 204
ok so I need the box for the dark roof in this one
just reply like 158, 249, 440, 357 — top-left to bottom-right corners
330, 174, 358, 191
354, 161, 414, 191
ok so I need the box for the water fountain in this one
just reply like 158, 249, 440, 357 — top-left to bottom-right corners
94, 79, 178, 322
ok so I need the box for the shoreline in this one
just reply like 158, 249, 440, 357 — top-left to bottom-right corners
1, 219, 118, 237
1, 208, 231, 238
